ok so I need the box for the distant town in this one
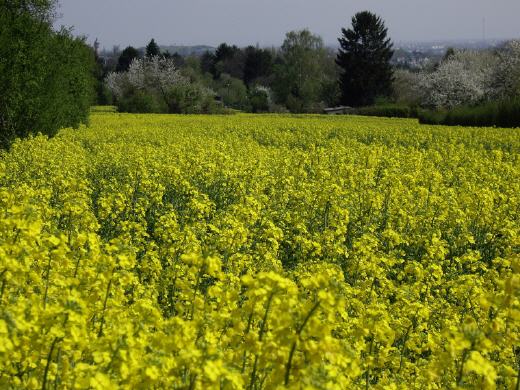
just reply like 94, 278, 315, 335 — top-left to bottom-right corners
98, 38, 514, 71
391, 39, 509, 69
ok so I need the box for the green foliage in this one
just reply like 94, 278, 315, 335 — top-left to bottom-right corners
164, 84, 221, 114
213, 74, 249, 110
273, 29, 330, 113
248, 87, 270, 113
116, 46, 140, 72
337, 11, 394, 107
90, 106, 117, 113
0, 1, 95, 148
392, 69, 421, 105
243, 46, 273, 86
106, 56, 222, 114
145, 38, 161, 58
207, 43, 244, 80
355, 104, 416, 118
118, 89, 166, 114
418, 98, 520, 127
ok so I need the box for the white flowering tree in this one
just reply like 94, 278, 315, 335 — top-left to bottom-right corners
491, 40, 520, 100
106, 56, 186, 98
417, 50, 497, 109
105, 56, 217, 113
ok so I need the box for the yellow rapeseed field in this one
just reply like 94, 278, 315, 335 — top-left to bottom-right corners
0, 112, 519, 389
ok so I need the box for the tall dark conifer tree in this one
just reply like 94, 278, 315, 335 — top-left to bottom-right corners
117, 46, 140, 72
336, 11, 394, 107
146, 38, 161, 58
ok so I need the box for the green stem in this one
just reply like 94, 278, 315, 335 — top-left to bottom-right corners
41, 337, 59, 390
73, 255, 81, 279
249, 292, 274, 390
0, 277, 6, 304
189, 266, 205, 320
98, 273, 113, 337
284, 301, 320, 385
189, 373, 197, 390
241, 309, 255, 374
53, 347, 62, 389
398, 325, 412, 374
457, 349, 470, 386
515, 346, 520, 390
43, 254, 53, 309
365, 336, 374, 390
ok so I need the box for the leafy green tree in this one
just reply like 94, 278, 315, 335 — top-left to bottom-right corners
213, 74, 249, 110
200, 51, 216, 75
336, 11, 394, 107
243, 46, 273, 86
0, 0, 95, 148
248, 86, 271, 112
117, 46, 140, 72
273, 29, 329, 112
106, 56, 220, 114
146, 38, 161, 58
212, 43, 244, 79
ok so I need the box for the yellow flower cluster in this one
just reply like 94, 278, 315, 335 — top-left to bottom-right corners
0, 113, 519, 389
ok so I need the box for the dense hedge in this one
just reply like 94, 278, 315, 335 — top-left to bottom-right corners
354, 104, 417, 118
0, 0, 95, 149
418, 98, 520, 128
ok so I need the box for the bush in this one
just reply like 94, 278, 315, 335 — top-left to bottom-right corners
106, 56, 221, 114
0, 2, 95, 149
118, 90, 166, 113
418, 98, 520, 127
248, 88, 270, 113
213, 74, 250, 111
355, 104, 416, 118
90, 106, 118, 113
165, 84, 222, 114
416, 109, 447, 125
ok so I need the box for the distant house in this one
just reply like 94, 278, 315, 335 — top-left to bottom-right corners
323, 106, 354, 115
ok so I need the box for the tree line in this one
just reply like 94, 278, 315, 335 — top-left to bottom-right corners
100, 12, 394, 115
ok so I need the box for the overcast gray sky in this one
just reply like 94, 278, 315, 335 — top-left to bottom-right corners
54, 0, 520, 49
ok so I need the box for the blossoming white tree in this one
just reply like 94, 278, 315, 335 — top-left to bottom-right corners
417, 50, 497, 109
491, 40, 520, 100
105, 56, 216, 113
106, 56, 187, 98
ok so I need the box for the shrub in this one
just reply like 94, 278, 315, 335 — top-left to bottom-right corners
417, 109, 448, 125
0, 2, 95, 149
213, 74, 250, 111
165, 84, 221, 114
355, 104, 416, 118
118, 90, 166, 114
106, 56, 219, 114
418, 98, 520, 127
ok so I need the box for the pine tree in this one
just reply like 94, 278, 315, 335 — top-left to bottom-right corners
117, 46, 140, 72
146, 38, 161, 58
336, 11, 394, 107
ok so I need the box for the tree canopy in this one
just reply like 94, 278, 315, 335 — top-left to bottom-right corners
0, 0, 95, 148
146, 38, 161, 58
117, 46, 140, 72
273, 29, 330, 112
336, 11, 394, 107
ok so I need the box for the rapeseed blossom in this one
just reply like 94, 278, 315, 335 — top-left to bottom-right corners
0, 113, 518, 388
